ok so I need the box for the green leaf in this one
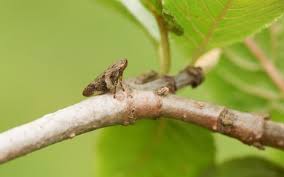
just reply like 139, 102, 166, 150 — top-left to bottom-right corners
98, 0, 284, 61
200, 157, 284, 177
206, 19, 284, 120
180, 17, 284, 166
96, 0, 160, 41
141, 0, 162, 14
162, 10, 184, 36
163, 0, 284, 60
169, 17, 284, 166
95, 119, 215, 177
181, 18, 284, 118
141, 0, 184, 36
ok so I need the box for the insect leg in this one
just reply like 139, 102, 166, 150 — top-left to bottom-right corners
118, 76, 125, 91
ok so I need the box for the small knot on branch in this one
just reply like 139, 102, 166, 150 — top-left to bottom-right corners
217, 108, 266, 149
160, 75, 177, 93
184, 66, 204, 88
175, 66, 204, 89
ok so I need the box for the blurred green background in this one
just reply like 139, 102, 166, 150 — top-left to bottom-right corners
0, 0, 157, 176
0, 0, 283, 176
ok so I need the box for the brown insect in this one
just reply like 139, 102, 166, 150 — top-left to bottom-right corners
82, 59, 128, 97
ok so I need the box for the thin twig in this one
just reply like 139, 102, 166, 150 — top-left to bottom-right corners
156, 15, 171, 74
156, 0, 171, 74
1, 68, 284, 164
244, 37, 284, 94
144, 0, 171, 74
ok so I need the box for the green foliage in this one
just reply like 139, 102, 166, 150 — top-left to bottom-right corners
98, 0, 284, 59
96, 0, 160, 41
209, 21, 284, 119
200, 157, 284, 177
164, 0, 284, 59
194, 19, 284, 166
179, 18, 284, 166
141, 0, 162, 14
94, 1, 284, 177
2, 0, 284, 177
96, 119, 215, 177
141, 0, 184, 36
0, 0, 158, 176
161, 10, 184, 36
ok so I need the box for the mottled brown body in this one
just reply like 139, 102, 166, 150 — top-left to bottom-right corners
82, 59, 128, 97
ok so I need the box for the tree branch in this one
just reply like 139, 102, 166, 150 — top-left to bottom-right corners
1, 67, 284, 165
